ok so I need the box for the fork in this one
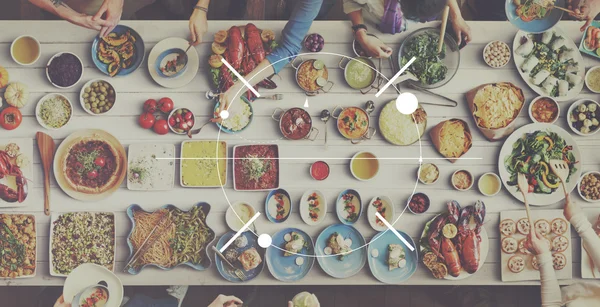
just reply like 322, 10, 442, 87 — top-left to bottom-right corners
254, 94, 283, 100
212, 246, 247, 281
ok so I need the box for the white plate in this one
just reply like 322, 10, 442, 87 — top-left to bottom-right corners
147, 38, 199, 88
0, 139, 34, 207
500, 210, 572, 281
512, 27, 584, 102
63, 263, 123, 307
498, 123, 582, 206
299, 190, 327, 226
49, 212, 116, 277
127, 143, 175, 191
581, 209, 600, 279
366, 196, 395, 231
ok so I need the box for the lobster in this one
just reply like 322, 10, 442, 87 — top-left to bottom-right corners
245, 23, 265, 63
219, 57, 235, 93
0, 151, 28, 203
427, 201, 461, 261
241, 45, 257, 76
456, 200, 486, 274
227, 26, 245, 70
441, 237, 462, 277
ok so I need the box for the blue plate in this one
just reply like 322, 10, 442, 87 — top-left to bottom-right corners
367, 230, 418, 284
315, 224, 367, 278
266, 228, 315, 282
154, 48, 187, 79
125, 203, 215, 275
214, 96, 254, 134
265, 189, 292, 223
336, 189, 362, 225
505, 0, 564, 33
91, 25, 145, 77
215, 231, 265, 282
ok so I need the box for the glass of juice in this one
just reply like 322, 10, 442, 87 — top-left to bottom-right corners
11, 35, 41, 65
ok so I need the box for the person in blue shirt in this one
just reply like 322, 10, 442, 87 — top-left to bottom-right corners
212, 0, 324, 118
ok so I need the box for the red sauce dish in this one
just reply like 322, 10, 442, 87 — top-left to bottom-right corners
408, 193, 430, 214
310, 161, 329, 181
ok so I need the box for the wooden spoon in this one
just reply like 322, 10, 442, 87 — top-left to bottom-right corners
36, 132, 55, 216
438, 6, 450, 54
517, 173, 534, 227
549, 159, 571, 197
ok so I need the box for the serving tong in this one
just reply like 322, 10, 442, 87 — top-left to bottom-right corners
211, 246, 247, 281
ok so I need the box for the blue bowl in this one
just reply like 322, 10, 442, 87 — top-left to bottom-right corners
154, 48, 188, 79
336, 189, 362, 225
266, 228, 315, 282
315, 224, 366, 279
505, 0, 564, 33
264, 189, 292, 223
91, 25, 145, 77
124, 203, 215, 275
214, 96, 254, 134
214, 231, 265, 283
367, 230, 418, 284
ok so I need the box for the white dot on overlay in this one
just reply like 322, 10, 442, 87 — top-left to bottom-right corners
395, 92, 419, 115
257, 233, 272, 248
220, 110, 230, 119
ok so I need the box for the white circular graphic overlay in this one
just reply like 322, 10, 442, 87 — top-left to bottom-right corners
395, 92, 419, 115
258, 233, 273, 248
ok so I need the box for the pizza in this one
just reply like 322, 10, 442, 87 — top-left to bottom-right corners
499, 219, 517, 236
517, 218, 530, 235
531, 255, 540, 270
551, 235, 569, 253
552, 253, 566, 270
518, 239, 531, 255
508, 255, 525, 273
63, 138, 121, 194
534, 219, 551, 236
501, 237, 518, 254
551, 218, 568, 235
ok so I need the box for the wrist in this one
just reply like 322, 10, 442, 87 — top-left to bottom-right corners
355, 29, 368, 41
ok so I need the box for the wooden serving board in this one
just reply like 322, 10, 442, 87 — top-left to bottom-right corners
581, 209, 600, 279
500, 210, 572, 282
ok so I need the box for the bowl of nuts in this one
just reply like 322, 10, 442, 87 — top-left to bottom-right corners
80, 79, 117, 115
483, 41, 511, 68
578, 171, 600, 203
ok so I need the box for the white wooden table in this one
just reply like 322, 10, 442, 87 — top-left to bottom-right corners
0, 20, 599, 286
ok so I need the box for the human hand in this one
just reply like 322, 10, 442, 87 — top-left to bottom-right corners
189, 8, 208, 45
93, 0, 124, 37
207, 294, 243, 307
356, 31, 392, 58
73, 14, 110, 31
567, 0, 600, 31
525, 227, 551, 255
54, 295, 71, 307
288, 301, 294, 307
563, 194, 582, 221
451, 17, 471, 45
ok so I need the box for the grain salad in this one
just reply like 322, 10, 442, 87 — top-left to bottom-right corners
51, 212, 115, 275
221, 99, 252, 131
38, 95, 72, 129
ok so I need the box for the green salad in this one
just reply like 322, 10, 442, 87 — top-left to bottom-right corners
400, 32, 448, 85
504, 130, 577, 194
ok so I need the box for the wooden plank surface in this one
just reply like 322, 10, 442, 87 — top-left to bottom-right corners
0, 20, 598, 286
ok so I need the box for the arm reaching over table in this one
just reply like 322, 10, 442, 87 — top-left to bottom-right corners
525, 227, 562, 307
567, 0, 600, 31
564, 196, 600, 268
189, 0, 210, 45
28, 0, 110, 31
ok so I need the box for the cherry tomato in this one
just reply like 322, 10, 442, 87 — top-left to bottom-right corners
138, 112, 156, 129
94, 157, 106, 167
0, 107, 22, 130
168, 116, 176, 127
158, 97, 174, 113
153, 119, 169, 135
87, 170, 98, 179
143, 99, 157, 113
184, 111, 193, 121
528, 185, 534, 193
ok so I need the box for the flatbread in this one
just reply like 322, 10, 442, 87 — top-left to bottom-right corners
508, 255, 525, 273
534, 219, 551, 236
499, 219, 517, 236
552, 253, 566, 270
551, 218, 568, 235
551, 236, 569, 253
517, 218, 530, 235
501, 237, 518, 254
429, 119, 472, 163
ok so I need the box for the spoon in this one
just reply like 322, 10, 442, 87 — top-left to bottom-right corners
187, 119, 213, 138
320, 109, 330, 149
365, 100, 375, 115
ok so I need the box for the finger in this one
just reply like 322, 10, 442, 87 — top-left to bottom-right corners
288, 302, 294, 307
582, 18, 592, 32
190, 25, 199, 45
456, 31, 462, 45
93, 4, 107, 21
226, 296, 243, 304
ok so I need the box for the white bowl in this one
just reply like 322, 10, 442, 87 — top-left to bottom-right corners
478, 172, 502, 197
567, 99, 600, 136
79, 79, 117, 116
46, 52, 84, 89
451, 169, 474, 191
168, 107, 195, 135
528, 96, 560, 124
418, 163, 439, 185
10, 35, 41, 66
483, 41, 511, 68
577, 171, 600, 203
225, 202, 257, 232
35, 93, 73, 130
350, 151, 379, 181
585, 66, 600, 93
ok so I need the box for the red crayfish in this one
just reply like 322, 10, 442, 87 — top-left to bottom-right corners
428, 201, 462, 277
0, 150, 28, 203
456, 200, 486, 274
227, 26, 244, 71
245, 23, 265, 64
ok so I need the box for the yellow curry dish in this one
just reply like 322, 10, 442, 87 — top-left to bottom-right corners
336, 107, 369, 139
181, 140, 227, 187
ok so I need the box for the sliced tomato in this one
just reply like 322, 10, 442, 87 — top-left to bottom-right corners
94, 157, 106, 167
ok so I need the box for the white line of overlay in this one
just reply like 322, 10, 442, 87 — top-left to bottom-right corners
219, 212, 261, 253
375, 56, 416, 97
156, 157, 483, 160
220, 57, 261, 98
375, 212, 415, 251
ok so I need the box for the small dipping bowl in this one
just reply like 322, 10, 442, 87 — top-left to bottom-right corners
310, 161, 330, 180
46, 52, 84, 89
72, 284, 109, 307
408, 192, 430, 215
155, 48, 188, 79
478, 172, 502, 197
10, 35, 41, 66
350, 151, 379, 181
452, 170, 474, 191
418, 163, 439, 185
529, 96, 559, 124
